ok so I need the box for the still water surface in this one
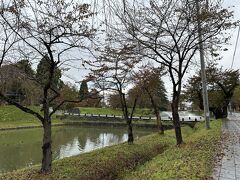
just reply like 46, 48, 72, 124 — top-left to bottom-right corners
0, 125, 153, 173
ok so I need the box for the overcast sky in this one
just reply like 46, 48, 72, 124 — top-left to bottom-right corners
220, 0, 240, 70
62, 0, 240, 94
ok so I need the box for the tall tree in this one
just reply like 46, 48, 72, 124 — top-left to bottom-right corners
184, 66, 239, 118
79, 80, 89, 101
15, 59, 35, 77
36, 55, 63, 90
90, 43, 141, 144
133, 66, 168, 134
0, 63, 40, 105
111, 0, 235, 144
57, 82, 79, 111
0, 0, 96, 173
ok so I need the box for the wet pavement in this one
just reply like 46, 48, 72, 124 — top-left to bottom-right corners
212, 113, 240, 180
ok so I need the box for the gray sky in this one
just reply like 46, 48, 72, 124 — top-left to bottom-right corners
220, 0, 240, 70
62, 0, 240, 92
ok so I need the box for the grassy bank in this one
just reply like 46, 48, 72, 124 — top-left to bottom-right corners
79, 107, 152, 116
0, 105, 172, 130
121, 120, 222, 179
0, 106, 152, 129
0, 105, 62, 129
1, 120, 221, 179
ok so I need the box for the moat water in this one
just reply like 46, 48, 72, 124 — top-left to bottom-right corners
0, 125, 153, 173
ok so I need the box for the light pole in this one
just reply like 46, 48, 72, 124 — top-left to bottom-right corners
195, 0, 210, 129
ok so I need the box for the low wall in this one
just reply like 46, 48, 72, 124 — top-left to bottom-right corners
58, 115, 197, 128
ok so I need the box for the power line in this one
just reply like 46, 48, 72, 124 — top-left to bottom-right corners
231, 25, 240, 69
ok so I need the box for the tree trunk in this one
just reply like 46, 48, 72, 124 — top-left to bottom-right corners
155, 108, 164, 134
120, 91, 134, 144
148, 91, 164, 134
210, 97, 231, 119
171, 98, 183, 145
124, 109, 134, 144
127, 119, 134, 144
41, 120, 52, 173
211, 105, 228, 119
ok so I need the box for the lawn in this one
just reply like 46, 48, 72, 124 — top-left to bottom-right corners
0, 105, 166, 129
1, 120, 221, 179
79, 107, 153, 116
0, 105, 62, 129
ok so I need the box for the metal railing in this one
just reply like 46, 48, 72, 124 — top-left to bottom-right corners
62, 112, 204, 122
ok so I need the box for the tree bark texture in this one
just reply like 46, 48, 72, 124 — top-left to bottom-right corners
147, 90, 164, 134
124, 108, 134, 144
120, 91, 134, 144
41, 120, 52, 173
171, 97, 183, 145
156, 111, 164, 134
127, 120, 134, 144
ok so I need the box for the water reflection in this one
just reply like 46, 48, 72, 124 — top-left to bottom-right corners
160, 111, 203, 121
58, 132, 129, 159
0, 126, 152, 173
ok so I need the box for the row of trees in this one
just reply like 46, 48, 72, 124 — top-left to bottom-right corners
90, 0, 236, 145
0, 57, 63, 105
184, 65, 240, 119
108, 67, 168, 111
0, 56, 168, 110
0, 0, 237, 174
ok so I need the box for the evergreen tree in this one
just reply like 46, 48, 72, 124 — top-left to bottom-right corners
36, 55, 62, 89
15, 59, 34, 77
79, 80, 89, 100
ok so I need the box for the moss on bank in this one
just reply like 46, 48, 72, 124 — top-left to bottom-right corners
1, 120, 221, 180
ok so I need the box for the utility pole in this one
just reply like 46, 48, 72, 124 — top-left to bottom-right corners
195, 0, 210, 129
229, 25, 240, 116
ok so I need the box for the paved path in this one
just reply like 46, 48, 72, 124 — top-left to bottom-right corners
212, 113, 240, 180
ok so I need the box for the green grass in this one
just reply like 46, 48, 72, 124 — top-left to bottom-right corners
79, 107, 122, 115
121, 120, 222, 180
79, 107, 153, 116
1, 120, 221, 179
0, 105, 164, 129
0, 105, 62, 129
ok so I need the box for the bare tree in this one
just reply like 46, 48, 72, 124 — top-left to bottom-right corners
89, 43, 141, 144
0, 1, 19, 67
133, 65, 167, 134
110, 0, 235, 144
0, 0, 96, 173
